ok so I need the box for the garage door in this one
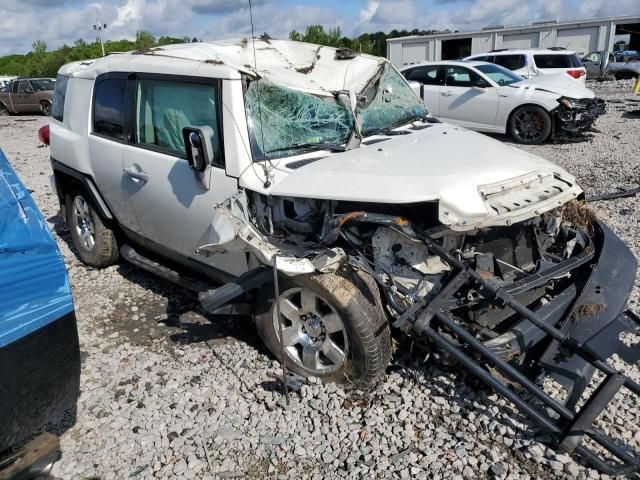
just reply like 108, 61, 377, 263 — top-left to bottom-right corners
502, 32, 539, 49
556, 27, 599, 56
403, 44, 427, 65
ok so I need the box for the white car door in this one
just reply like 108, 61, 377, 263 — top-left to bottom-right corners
121, 75, 247, 276
88, 74, 140, 232
402, 65, 443, 116
439, 65, 500, 131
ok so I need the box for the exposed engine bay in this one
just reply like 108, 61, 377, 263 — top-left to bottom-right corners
247, 192, 594, 345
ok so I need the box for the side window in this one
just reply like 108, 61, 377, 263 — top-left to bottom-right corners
52, 74, 69, 122
404, 66, 442, 85
493, 55, 526, 70
93, 78, 127, 141
17, 80, 32, 93
134, 78, 223, 166
12, 81, 19, 93
444, 66, 480, 87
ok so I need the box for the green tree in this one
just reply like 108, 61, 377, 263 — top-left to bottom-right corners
32, 40, 47, 54
135, 30, 157, 51
158, 36, 185, 46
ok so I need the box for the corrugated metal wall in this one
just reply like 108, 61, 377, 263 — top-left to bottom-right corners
387, 18, 627, 66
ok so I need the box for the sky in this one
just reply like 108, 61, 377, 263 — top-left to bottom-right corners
0, 0, 639, 56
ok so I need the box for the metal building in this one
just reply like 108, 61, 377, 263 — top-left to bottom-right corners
386, 15, 640, 66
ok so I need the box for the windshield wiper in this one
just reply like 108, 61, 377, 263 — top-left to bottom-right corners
266, 142, 346, 154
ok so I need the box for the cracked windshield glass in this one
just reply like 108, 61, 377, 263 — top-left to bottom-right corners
245, 63, 428, 160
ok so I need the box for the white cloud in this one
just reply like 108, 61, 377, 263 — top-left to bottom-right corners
358, 0, 379, 26
112, 0, 145, 27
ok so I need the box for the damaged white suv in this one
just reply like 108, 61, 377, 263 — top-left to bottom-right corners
49, 40, 637, 396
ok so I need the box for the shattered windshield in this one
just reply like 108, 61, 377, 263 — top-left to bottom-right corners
245, 82, 353, 160
245, 62, 428, 161
359, 63, 428, 135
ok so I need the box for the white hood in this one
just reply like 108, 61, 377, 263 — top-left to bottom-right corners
254, 123, 582, 231
511, 74, 595, 99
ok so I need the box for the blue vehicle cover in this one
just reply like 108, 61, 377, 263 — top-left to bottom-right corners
0, 148, 74, 348
0, 148, 79, 455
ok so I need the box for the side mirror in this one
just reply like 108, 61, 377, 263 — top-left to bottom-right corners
182, 126, 214, 172
24, 88, 35, 94
471, 79, 490, 90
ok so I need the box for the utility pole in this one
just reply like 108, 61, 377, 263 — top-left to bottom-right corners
93, 10, 107, 57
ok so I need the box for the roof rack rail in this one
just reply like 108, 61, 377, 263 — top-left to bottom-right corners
549, 46, 567, 51
489, 48, 510, 53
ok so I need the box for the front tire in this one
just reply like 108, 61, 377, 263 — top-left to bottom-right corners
66, 190, 119, 268
509, 105, 552, 144
255, 269, 392, 387
0, 104, 8, 116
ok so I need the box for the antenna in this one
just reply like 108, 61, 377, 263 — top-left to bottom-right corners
93, 9, 108, 57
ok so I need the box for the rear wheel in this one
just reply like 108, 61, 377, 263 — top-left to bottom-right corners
255, 269, 392, 386
0, 104, 8, 116
40, 101, 51, 116
66, 190, 119, 268
509, 105, 552, 144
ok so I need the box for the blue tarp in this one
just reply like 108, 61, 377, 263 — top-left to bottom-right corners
0, 148, 74, 349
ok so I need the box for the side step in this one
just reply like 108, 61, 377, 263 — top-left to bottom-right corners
120, 245, 212, 293
198, 267, 273, 314
120, 245, 272, 315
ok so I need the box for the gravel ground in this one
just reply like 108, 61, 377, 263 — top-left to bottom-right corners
0, 81, 639, 480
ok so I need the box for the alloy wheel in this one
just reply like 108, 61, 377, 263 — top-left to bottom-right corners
273, 287, 349, 374
72, 195, 96, 251
513, 108, 547, 143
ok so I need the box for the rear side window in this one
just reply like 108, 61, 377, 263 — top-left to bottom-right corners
134, 78, 223, 166
93, 78, 127, 141
403, 65, 442, 85
533, 54, 582, 69
472, 55, 493, 62
493, 54, 526, 70
52, 74, 68, 122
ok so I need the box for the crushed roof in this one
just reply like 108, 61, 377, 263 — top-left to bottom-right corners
60, 39, 386, 97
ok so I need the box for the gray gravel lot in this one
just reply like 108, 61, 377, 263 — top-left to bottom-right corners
0, 81, 638, 480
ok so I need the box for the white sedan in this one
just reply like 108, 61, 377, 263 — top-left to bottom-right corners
399, 60, 605, 144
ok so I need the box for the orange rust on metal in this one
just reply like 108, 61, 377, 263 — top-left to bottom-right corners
395, 217, 410, 226
338, 211, 366, 226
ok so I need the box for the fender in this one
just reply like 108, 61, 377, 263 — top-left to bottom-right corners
50, 158, 114, 222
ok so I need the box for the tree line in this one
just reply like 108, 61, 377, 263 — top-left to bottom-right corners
289, 25, 448, 57
0, 31, 200, 78
0, 25, 447, 77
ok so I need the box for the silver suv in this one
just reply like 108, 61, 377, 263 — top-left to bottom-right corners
46, 41, 637, 437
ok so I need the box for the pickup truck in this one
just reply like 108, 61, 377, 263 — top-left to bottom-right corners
582, 50, 640, 80
0, 78, 54, 116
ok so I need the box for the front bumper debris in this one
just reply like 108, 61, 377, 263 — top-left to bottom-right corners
554, 97, 606, 137
392, 220, 640, 475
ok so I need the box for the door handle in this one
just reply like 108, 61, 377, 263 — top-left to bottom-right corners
441, 90, 453, 96
123, 165, 150, 183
